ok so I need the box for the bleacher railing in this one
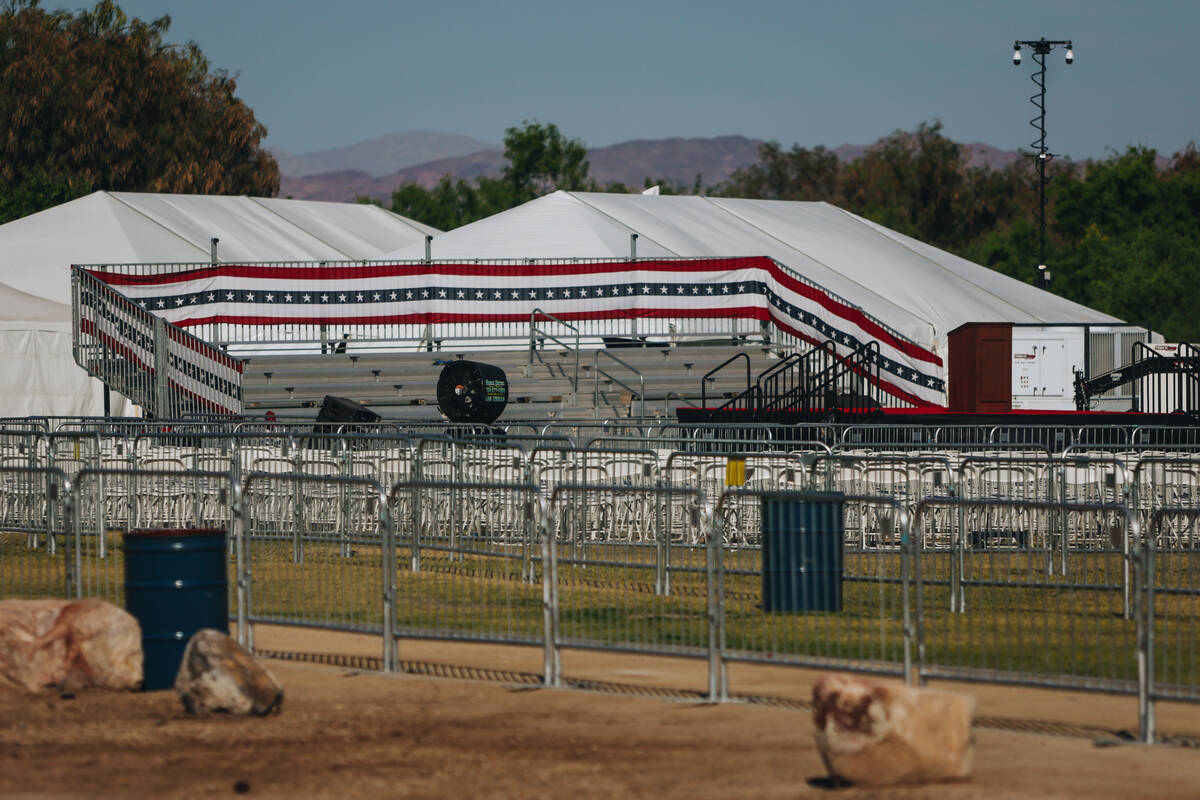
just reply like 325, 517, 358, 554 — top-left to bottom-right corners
73, 255, 943, 408
72, 265, 244, 417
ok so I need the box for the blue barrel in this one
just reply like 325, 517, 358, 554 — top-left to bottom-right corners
760, 494, 844, 612
124, 529, 228, 690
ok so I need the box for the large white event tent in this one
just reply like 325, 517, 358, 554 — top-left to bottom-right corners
0, 191, 438, 417
384, 190, 1119, 361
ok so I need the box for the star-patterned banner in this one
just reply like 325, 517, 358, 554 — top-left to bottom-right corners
85, 257, 945, 406
75, 270, 244, 416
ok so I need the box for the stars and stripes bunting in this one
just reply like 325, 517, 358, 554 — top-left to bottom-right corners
75, 271, 244, 416
85, 257, 945, 406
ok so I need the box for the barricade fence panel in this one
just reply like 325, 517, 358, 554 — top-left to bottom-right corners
715, 489, 912, 682
548, 483, 711, 665
915, 498, 1138, 693
0, 467, 71, 600
6, 448, 1200, 742
240, 473, 388, 638
390, 480, 544, 648
68, 467, 238, 612
1147, 508, 1200, 706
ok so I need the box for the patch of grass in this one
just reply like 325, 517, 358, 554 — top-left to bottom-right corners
3, 530, 1198, 689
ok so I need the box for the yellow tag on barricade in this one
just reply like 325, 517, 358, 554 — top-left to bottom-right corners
725, 456, 746, 486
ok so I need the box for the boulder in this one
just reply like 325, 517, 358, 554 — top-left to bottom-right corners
175, 629, 283, 716
0, 598, 143, 693
812, 672, 974, 787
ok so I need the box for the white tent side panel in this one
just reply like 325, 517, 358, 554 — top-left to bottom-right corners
0, 324, 128, 417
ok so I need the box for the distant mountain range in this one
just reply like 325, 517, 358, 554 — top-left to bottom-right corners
270, 131, 498, 180
275, 131, 1029, 203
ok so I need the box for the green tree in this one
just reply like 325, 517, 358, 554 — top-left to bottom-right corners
501, 120, 591, 201
389, 121, 593, 230
720, 142, 840, 201
385, 175, 515, 232
838, 121, 976, 247
0, 0, 278, 223
1077, 225, 1200, 340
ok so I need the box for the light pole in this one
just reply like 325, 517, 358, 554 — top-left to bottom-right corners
1012, 37, 1073, 289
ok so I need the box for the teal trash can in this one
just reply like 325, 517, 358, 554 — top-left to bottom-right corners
760, 494, 844, 612
124, 529, 228, 690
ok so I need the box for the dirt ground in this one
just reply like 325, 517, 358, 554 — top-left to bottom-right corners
3, 627, 1200, 799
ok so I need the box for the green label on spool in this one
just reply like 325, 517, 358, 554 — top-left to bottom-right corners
483, 379, 507, 402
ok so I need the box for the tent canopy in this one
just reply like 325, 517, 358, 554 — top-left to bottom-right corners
384, 191, 1119, 353
0, 191, 438, 306
0, 192, 439, 416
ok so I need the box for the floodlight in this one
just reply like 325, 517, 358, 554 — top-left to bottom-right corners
1065, 47, 1074, 64
1013, 46, 1021, 65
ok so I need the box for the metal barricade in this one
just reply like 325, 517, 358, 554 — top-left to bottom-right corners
545, 482, 713, 692
913, 497, 1138, 699
238, 472, 394, 670
2, 430, 1196, 744
0, 466, 72, 599
1143, 507, 1200, 741
713, 488, 915, 696
69, 466, 238, 615
388, 479, 544, 663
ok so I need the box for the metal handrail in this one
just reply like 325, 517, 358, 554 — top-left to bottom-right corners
701, 352, 751, 410
528, 308, 580, 402
592, 349, 645, 419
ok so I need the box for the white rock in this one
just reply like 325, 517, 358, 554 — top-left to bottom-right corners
0, 598, 142, 693
812, 672, 975, 787
175, 629, 283, 716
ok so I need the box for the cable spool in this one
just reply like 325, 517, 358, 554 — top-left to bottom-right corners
436, 360, 509, 424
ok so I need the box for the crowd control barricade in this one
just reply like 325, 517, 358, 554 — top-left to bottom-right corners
530, 447, 662, 572
912, 497, 1140, 705
0, 466, 73, 599
544, 482, 715, 694
237, 471, 395, 670
388, 479, 545, 674
1142, 507, 1200, 743
713, 488, 916, 699
4, 433, 1199, 744
408, 437, 530, 572
664, 450, 810, 582
808, 452, 955, 551
68, 466, 238, 622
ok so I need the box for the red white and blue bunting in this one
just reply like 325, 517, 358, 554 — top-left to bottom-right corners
87, 257, 945, 406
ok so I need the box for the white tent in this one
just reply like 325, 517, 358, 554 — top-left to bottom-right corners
0, 283, 96, 417
384, 191, 1119, 359
0, 191, 439, 416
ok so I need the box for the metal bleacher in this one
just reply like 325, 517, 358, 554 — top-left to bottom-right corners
241, 342, 783, 420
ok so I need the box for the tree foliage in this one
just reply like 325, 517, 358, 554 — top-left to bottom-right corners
389, 120, 590, 229
722, 142, 840, 202
501, 120, 590, 201
0, 0, 278, 224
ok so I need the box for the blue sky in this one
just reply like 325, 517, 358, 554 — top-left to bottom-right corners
105, 0, 1198, 160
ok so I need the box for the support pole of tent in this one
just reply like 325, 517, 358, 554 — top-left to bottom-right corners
103, 386, 110, 418
630, 234, 638, 341
425, 235, 432, 263
210, 237, 221, 345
